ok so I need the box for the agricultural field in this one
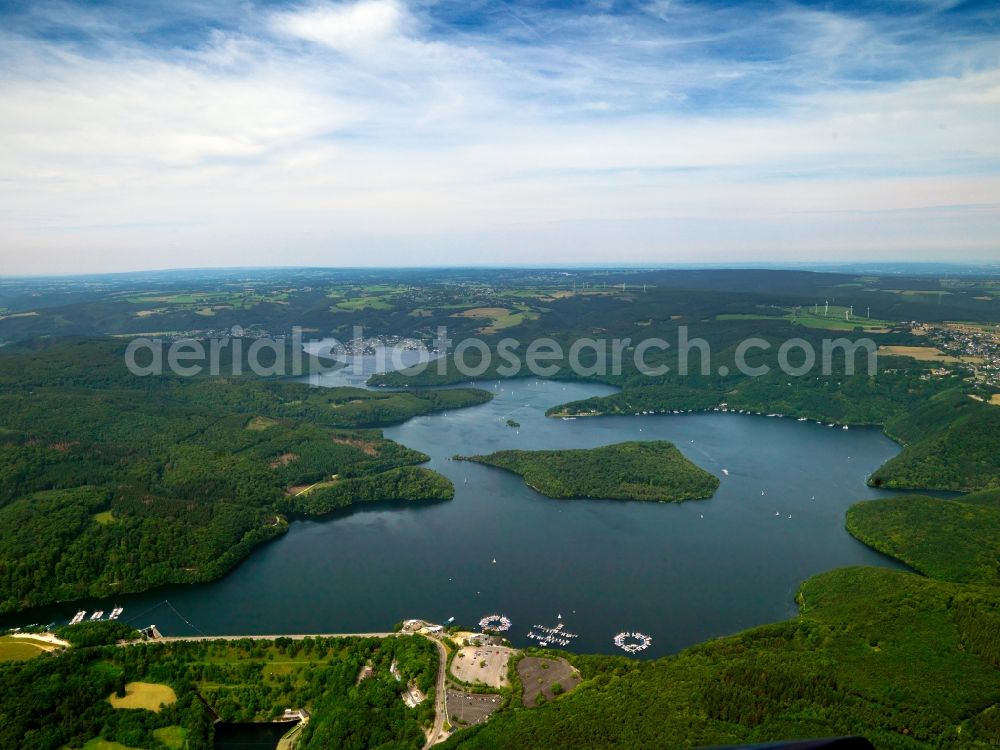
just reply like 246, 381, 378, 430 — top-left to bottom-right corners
0, 634, 52, 661
718, 305, 892, 331
878, 345, 970, 363
108, 682, 177, 712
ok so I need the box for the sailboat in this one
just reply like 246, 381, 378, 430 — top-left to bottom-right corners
492, 558, 497, 564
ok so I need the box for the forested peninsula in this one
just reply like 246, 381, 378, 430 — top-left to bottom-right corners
0, 338, 491, 612
457, 441, 719, 502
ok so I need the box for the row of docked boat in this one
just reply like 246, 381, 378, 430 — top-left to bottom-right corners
526, 621, 579, 647
68, 606, 123, 625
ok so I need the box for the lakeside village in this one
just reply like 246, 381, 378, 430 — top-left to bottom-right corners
912, 321, 1000, 387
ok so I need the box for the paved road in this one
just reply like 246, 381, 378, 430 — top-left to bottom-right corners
424, 636, 449, 749
150, 632, 396, 642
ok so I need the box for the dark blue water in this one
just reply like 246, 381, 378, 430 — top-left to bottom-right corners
8, 354, 913, 658
214, 722, 290, 750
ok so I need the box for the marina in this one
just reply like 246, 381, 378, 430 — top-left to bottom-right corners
478, 614, 512, 632
613, 631, 653, 654
526, 622, 579, 648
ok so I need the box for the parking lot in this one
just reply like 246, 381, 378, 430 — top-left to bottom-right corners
449, 645, 512, 688
446, 690, 501, 726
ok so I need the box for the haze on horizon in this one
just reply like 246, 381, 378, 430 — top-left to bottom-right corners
1, 0, 998, 275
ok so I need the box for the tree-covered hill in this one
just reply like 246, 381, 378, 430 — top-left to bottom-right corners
0, 338, 491, 612
847, 495, 1000, 585
0, 631, 439, 750
458, 441, 720, 502
440, 566, 999, 750
869, 390, 1000, 492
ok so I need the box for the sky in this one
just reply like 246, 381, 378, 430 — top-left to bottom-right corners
0, 0, 998, 274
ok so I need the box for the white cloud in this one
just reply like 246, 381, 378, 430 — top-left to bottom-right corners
0, 0, 997, 273
272, 0, 409, 53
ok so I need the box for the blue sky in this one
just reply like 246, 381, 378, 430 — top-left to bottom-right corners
1, 0, 998, 273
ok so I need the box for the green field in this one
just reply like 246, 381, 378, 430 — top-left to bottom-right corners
0, 635, 49, 661
335, 296, 394, 311
152, 726, 186, 749
108, 681, 177, 712
81, 739, 144, 750
718, 305, 892, 330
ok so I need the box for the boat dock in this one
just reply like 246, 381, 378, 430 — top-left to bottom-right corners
526, 621, 578, 647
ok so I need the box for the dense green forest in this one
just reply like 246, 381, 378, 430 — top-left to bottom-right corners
868, 390, 1000, 491
846, 494, 1000, 585
459, 441, 719, 502
294, 466, 454, 514
0, 339, 490, 612
440, 567, 999, 750
0, 628, 438, 750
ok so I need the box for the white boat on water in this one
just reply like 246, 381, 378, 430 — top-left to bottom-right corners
109, 607, 124, 620
721, 468, 729, 476
70, 610, 86, 625
90, 611, 104, 621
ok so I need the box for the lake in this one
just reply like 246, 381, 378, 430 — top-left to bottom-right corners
8, 354, 912, 659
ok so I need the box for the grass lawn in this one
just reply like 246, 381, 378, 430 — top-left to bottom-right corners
81, 739, 145, 750
717, 306, 891, 330
335, 297, 393, 311
452, 305, 538, 333
246, 415, 279, 431
152, 726, 186, 749
108, 682, 177, 712
0, 635, 48, 661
